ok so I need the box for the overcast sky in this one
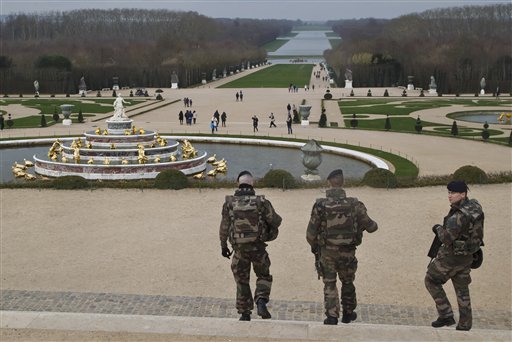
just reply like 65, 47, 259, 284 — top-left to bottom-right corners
0, 0, 506, 21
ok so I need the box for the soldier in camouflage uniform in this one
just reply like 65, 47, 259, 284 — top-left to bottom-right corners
425, 180, 484, 331
306, 169, 378, 325
219, 170, 282, 321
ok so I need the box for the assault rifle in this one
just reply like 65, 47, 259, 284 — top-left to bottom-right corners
312, 247, 323, 279
427, 224, 443, 260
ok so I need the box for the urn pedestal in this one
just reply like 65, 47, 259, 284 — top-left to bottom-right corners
60, 104, 74, 126
300, 139, 324, 182
299, 105, 312, 127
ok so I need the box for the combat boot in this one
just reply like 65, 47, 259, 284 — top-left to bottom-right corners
239, 313, 251, 321
341, 310, 357, 324
323, 316, 338, 325
431, 316, 455, 328
456, 325, 471, 331
256, 299, 271, 319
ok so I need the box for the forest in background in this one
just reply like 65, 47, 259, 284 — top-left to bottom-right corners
1, 4, 511, 94
0, 9, 293, 93
325, 4, 512, 93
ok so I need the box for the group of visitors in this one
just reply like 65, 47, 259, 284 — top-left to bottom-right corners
235, 90, 244, 102
178, 110, 197, 125
183, 97, 193, 107
210, 110, 228, 133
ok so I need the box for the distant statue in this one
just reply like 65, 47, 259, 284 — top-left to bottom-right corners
171, 71, 179, 89
33, 80, 39, 95
429, 76, 437, 90
112, 93, 130, 120
78, 76, 87, 96
344, 69, 353, 81
480, 77, 486, 95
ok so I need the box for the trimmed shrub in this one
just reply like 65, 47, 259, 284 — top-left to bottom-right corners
419, 89, 425, 97
415, 116, 423, 133
96, 90, 102, 97
40, 114, 47, 127
363, 168, 398, 188
53, 176, 89, 189
156, 93, 163, 100
401, 89, 407, 97
112, 89, 117, 97
384, 115, 391, 131
154, 169, 189, 189
383, 89, 389, 97
77, 108, 84, 123
350, 113, 358, 128
452, 165, 488, 184
6, 118, 13, 128
318, 112, 327, 127
451, 121, 458, 136
19, 94, 23, 97
262, 169, 296, 189
350, 89, 354, 97
52, 112, 59, 123
367, 89, 372, 97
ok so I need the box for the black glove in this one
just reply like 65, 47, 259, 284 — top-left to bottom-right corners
221, 247, 232, 259
432, 224, 442, 234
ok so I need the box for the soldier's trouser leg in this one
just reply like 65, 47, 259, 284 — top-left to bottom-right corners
321, 255, 340, 318
252, 249, 272, 304
339, 255, 358, 313
452, 268, 472, 329
425, 259, 454, 319
231, 251, 253, 314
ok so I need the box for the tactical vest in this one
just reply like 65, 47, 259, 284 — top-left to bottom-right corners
453, 199, 484, 256
318, 197, 361, 247
226, 195, 265, 245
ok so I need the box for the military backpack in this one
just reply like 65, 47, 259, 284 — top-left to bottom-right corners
317, 197, 361, 246
226, 195, 276, 245
453, 198, 484, 257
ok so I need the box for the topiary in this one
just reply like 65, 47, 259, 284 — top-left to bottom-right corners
323, 90, 332, 100
318, 113, 327, 127
350, 89, 354, 97
415, 116, 423, 133
384, 115, 391, 131
77, 108, 84, 123
156, 94, 163, 100
350, 113, 358, 128
452, 165, 488, 184
154, 169, 189, 189
40, 114, 47, 127
451, 121, 458, 136
53, 175, 89, 189
262, 169, 296, 189
362, 168, 398, 188
383, 89, 389, 97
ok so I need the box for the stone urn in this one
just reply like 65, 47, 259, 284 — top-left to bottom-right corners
299, 105, 312, 125
60, 104, 74, 126
301, 139, 324, 181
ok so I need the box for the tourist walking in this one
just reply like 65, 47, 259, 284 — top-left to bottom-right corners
236, 92, 240, 101
178, 111, 184, 125
425, 180, 484, 331
252, 115, 259, 132
210, 118, 216, 134
193, 111, 197, 124
219, 170, 282, 321
306, 169, 378, 325
0, 114, 4, 130
221, 112, 227, 127
286, 114, 293, 134
269, 113, 277, 128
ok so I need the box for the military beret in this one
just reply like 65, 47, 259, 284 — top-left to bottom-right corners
327, 169, 344, 180
237, 170, 253, 182
447, 180, 468, 193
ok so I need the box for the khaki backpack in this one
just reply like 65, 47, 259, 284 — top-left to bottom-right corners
317, 197, 361, 246
227, 195, 268, 245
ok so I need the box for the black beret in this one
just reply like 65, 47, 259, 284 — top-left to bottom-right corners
447, 180, 468, 193
327, 169, 344, 180
237, 170, 253, 182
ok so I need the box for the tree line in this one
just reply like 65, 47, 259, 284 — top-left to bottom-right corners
0, 9, 293, 93
325, 4, 512, 93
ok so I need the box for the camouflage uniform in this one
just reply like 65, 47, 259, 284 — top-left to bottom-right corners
425, 197, 483, 330
306, 188, 378, 319
219, 185, 282, 315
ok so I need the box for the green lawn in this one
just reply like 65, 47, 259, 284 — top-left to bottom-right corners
0, 98, 144, 115
218, 64, 314, 88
